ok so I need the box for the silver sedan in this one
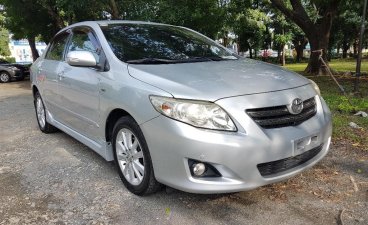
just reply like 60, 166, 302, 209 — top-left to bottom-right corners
31, 21, 332, 195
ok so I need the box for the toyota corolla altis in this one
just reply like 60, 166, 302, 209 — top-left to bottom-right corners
31, 21, 332, 195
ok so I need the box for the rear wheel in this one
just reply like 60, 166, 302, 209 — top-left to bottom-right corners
0, 72, 10, 83
34, 92, 57, 133
112, 116, 161, 195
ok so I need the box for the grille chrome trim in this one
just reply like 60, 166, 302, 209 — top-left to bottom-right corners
257, 144, 323, 177
246, 97, 317, 129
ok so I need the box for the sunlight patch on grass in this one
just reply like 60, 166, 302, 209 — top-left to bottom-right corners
285, 59, 368, 74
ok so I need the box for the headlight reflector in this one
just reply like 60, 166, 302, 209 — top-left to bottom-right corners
309, 79, 321, 96
7, 66, 18, 70
149, 96, 236, 131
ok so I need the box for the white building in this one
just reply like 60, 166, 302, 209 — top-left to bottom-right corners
8, 39, 47, 63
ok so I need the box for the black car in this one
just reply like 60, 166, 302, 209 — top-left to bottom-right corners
0, 59, 30, 82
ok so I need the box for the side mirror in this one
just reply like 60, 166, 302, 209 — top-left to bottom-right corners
66, 51, 97, 67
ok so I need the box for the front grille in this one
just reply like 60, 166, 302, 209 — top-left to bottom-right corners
246, 97, 317, 129
257, 144, 323, 177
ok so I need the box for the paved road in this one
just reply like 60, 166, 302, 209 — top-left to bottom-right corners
0, 81, 367, 225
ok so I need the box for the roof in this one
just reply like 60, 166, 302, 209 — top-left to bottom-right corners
57, 20, 174, 34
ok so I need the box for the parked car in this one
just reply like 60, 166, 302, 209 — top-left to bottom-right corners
0, 59, 30, 83
0, 64, 24, 83
31, 21, 332, 195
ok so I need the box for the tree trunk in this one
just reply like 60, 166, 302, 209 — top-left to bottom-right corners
109, 0, 120, 19
342, 50, 347, 58
353, 40, 358, 57
249, 49, 253, 59
304, 35, 330, 75
270, 0, 339, 75
28, 36, 39, 62
294, 39, 307, 63
223, 36, 228, 47
45, 5, 64, 29
342, 42, 349, 59
282, 45, 286, 66
278, 48, 282, 64
327, 45, 332, 62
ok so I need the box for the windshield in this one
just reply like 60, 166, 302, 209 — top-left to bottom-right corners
100, 23, 238, 64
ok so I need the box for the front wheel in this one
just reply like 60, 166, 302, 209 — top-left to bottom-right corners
0, 72, 10, 83
112, 117, 162, 195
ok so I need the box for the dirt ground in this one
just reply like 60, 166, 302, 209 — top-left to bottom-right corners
0, 80, 367, 225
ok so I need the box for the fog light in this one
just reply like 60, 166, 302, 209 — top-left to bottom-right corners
188, 159, 222, 177
192, 163, 206, 176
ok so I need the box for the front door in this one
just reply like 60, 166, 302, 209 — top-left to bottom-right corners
57, 27, 103, 140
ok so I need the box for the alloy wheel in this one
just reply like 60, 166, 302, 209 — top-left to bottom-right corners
36, 96, 46, 128
116, 128, 145, 185
0, 73, 10, 83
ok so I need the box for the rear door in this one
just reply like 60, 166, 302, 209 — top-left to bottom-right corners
56, 27, 103, 140
39, 32, 71, 121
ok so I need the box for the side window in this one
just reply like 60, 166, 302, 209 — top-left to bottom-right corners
68, 29, 101, 63
45, 32, 70, 61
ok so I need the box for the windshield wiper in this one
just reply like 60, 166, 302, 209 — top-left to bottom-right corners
188, 56, 233, 61
126, 58, 178, 64
126, 56, 233, 65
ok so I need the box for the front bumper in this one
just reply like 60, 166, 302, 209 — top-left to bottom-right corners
140, 85, 332, 193
10, 69, 23, 78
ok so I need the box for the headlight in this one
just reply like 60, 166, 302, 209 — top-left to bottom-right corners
149, 96, 237, 131
7, 66, 18, 70
309, 79, 321, 96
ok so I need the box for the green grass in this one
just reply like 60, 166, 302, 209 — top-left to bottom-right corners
285, 58, 368, 74
285, 63, 368, 150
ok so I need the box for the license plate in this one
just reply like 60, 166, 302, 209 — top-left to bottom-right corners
293, 133, 320, 156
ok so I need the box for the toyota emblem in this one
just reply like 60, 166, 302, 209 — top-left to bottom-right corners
289, 98, 303, 114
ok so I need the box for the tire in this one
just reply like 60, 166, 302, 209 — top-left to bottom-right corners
34, 92, 58, 133
112, 116, 162, 195
0, 71, 10, 83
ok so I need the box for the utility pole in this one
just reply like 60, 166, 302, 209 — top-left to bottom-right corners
354, 0, 368, 93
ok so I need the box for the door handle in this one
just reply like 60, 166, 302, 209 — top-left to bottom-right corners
57, 71, 66, 79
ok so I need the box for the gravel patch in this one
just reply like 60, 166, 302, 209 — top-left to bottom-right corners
0, 80, 367, 225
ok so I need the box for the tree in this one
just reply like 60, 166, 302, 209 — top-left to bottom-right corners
0, 0, 57, 60
290, 25, 307, 62
0, 14, 10, 57
329, 1, 363, 59
274, 33, 292, 65
234, 8, 270, 58
0, 0, 109, 61
156, 0, 226, 39
0, 28, 10, 57
269, 10, 293, 65
270, 0, 341, 75
109, 0, 120, 19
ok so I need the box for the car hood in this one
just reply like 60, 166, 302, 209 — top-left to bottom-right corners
127, 58, 310, 101
1, 63, 28, 69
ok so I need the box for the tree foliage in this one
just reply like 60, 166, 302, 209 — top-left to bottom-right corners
234, 8, 270, 57
329, 0, 367, 58
270, 0, 342, 75
0, 14, 10, 56
0, 0, 365, 69
155, 0, 226, 39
